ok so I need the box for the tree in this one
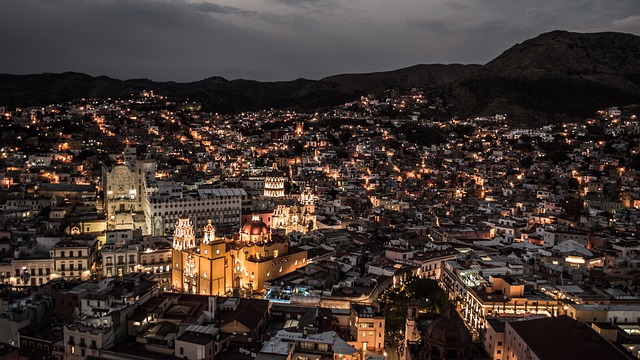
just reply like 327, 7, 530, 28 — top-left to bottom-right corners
568, 177, 580, 190
520, 156, 534, 168
549, 151, 569, 164
288, 139, 304, 156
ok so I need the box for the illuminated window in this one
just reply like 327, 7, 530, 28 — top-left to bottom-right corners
204, 250, 208, 255
299, 342, 314, 351
273, 250, 279, 258
216, 249, 220, 255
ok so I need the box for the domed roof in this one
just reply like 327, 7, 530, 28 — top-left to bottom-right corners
241, 215, 270, 236
425, 314, 472, 349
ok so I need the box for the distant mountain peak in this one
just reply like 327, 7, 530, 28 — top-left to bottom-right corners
480, 30, 640, 79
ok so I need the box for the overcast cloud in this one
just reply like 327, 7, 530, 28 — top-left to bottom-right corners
1, 0, 638, 81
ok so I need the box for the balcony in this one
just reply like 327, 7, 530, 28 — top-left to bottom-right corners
141, 260, 171, 266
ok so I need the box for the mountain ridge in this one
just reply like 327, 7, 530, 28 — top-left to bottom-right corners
446, 30, 640, 123
2, 30, 640, 124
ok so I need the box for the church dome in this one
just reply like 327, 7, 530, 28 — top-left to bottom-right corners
241, 215, 270, 236
425, 314, 472, 349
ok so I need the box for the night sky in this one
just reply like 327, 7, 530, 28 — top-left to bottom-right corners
2, 0, 639, 82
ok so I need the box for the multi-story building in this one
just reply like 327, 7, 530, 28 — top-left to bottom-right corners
542, 227, 589, 247
405, 299, 421, 354
349, 304, 385, 353
148, 188, 248, 236
101, 229, 172, 281
484, 318, 506, 360
502, 316, 629, 360
105, 161, 248, 236
103, 161, 154, 234
171, 214, 308, 296
0, 295, 54, 346
440, 260, 559, 336
51, 239, 98, 281
174, 325, 219, 360
9, 257, 53, 286
563, 303, 640, 324
386, 247, 459, 280
63, 275, 160, 360
102, 242, 139, 278
138, 237, 173, 282
258, 329, 359, 360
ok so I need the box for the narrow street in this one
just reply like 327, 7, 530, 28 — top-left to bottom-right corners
385, 345, 400, 360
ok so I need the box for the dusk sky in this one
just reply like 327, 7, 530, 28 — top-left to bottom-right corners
2, 0, 639, 82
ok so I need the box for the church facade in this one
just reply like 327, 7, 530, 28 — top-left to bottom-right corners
171, 214, 308, 296
103, 161, 153, 234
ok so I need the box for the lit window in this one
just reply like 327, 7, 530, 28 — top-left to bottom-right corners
204, 250, 208, 255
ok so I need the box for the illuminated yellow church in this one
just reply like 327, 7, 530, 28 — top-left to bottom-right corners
171, 214, 308, 296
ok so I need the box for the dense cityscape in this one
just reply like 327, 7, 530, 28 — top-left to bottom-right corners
0, 82, 638, 360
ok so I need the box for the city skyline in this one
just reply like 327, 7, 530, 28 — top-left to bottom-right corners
1, 0, 639, 82
1, 2, 640, 359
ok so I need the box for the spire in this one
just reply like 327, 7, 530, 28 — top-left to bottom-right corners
173, 215, 196, 250
203, 219, 215, 244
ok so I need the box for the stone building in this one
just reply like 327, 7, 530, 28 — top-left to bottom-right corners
171, 214, 308, 296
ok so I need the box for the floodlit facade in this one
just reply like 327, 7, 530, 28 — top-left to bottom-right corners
171, 214, 308, 296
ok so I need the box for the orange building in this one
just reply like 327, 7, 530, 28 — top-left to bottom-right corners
172, 214, 308, 296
